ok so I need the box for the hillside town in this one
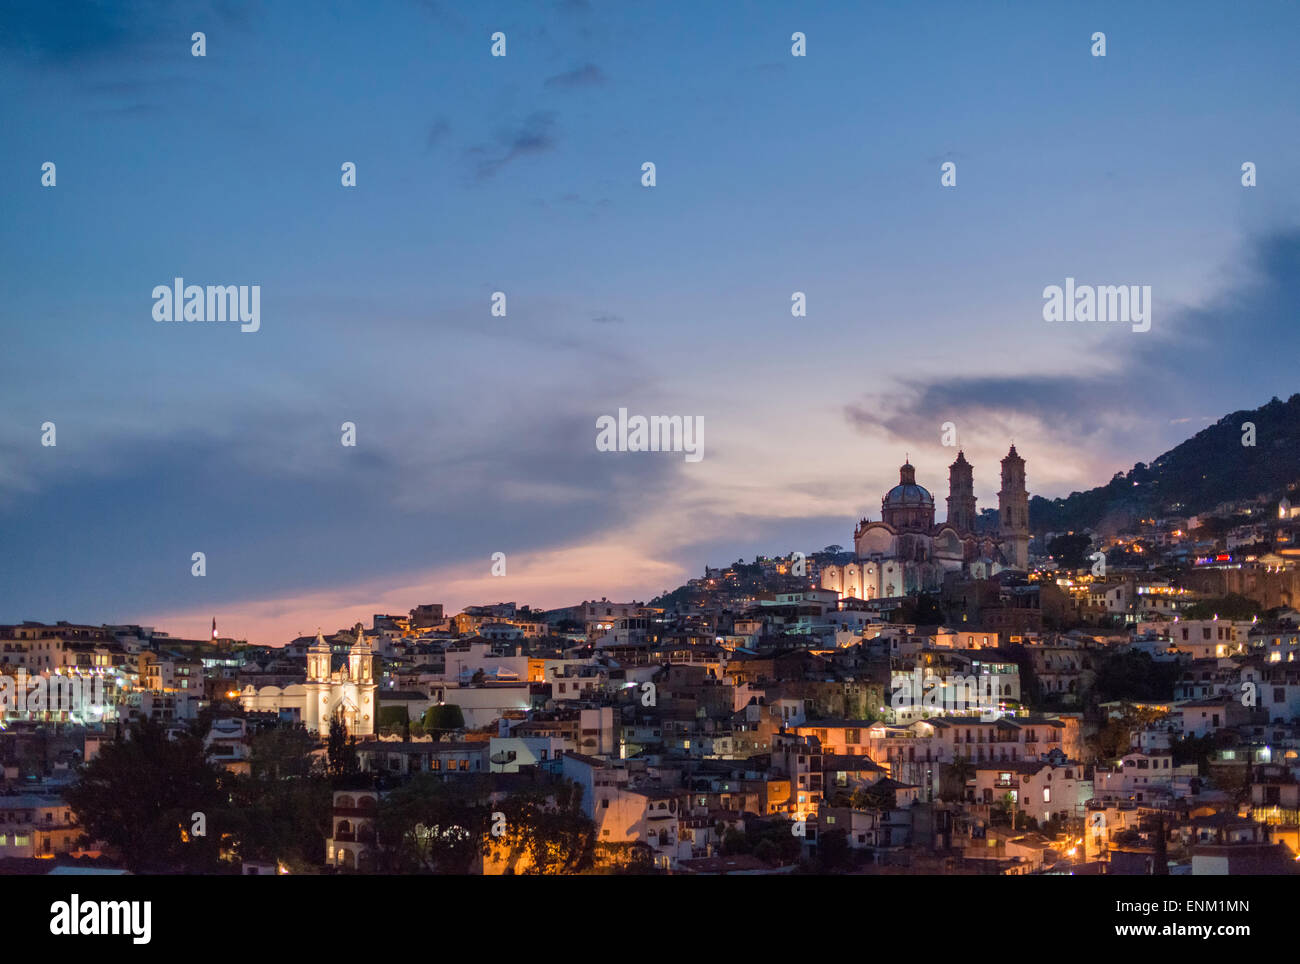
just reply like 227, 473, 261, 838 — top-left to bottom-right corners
5, 453, 1300, 876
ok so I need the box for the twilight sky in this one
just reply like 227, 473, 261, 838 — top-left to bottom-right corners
1, 0, 1298, 644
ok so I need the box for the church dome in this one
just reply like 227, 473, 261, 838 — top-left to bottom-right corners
883, 483, 933, 506
883, 461, 934, 507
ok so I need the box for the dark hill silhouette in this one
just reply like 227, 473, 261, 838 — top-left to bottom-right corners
1029, 394, 1300, 534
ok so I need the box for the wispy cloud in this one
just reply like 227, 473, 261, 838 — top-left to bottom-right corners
469, 111, 559, 180
843, 228, 1300, 466
544, 63, 607, 89
426, 117, 451, 151
0, 0, 259, 67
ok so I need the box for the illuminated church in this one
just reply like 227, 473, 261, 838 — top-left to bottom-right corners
820, 447, 1030, 601
241, 626, 377, 737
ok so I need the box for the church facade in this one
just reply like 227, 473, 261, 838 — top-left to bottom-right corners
241, 626, 377, 737
820, 447, 1030, 602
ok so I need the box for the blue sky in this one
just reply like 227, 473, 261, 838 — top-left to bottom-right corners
2, 0, 1298, 642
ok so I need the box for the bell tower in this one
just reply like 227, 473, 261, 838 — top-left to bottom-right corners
946, 450, 977, 533
348, 623, 372, 683
307, 630, 331, 682
998, 445, 1030, 569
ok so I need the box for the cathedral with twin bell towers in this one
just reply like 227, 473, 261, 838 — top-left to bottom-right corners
820, 446, 1029, 601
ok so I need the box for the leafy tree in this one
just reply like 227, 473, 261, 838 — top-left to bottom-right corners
327, 715, 361, 781
225, 770, 333, 871
421, 704, 466, 734
1182, 594, 1262, 621
226, 723, 334, 870
852, 783, 897, 811
66, 719, 230, 873
996, 791, 1019, 830
1040, 814, 1075, 839
250, 723, 317, 781
1114, 827, 1143, 847
1091, 706, 1165, 761
1191, 516, 1233, 542
1171, 731, 1235, 775
596, 841, 655, 874
373, 774, 490, 873
721, 828, 749, 855
1091, 651, 1178, 703
187, 702, 226, 742
1095, 718, 1133, 760
1047, 533, 1092, 569
942, 757, 975, 801
491, 784, 596, 874
816, 828, 850, 871
1152, 813, 1169, 875
738, 820, 802, 865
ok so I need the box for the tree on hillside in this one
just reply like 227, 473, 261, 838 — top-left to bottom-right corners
942, 756, 975, 801
1028, 394, 1300, 532
1090, 706, 1166, 761
491, 784, 596, 874
250, 723, 318, 781
421, 704, 466, 734
327, 715, 361, 781
1091, 651, 1178, 703
852, 784, 897, 811
816, 828, 851, 871
1182, 594, 1262, 621
225, 769, 333, 872
66, 718, 230, 873
373, 774, 490, 873
721, 828, 749, 855
1048, 533, 1092, 569
1152, 813, 1169, 875
1172, 731, 1235, 776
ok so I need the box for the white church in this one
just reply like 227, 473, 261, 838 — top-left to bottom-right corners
241, 627, 377, 737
